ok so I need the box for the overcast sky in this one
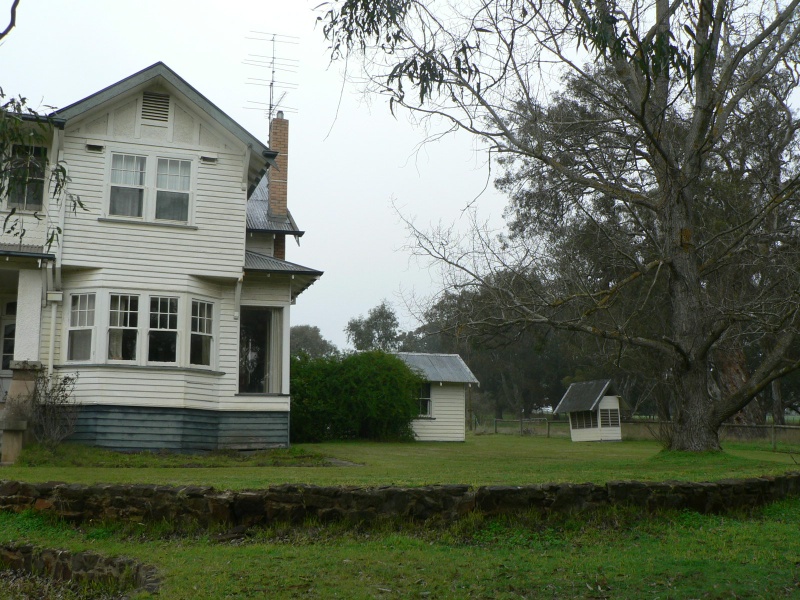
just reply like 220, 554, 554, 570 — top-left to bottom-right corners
0, 0, 508, 348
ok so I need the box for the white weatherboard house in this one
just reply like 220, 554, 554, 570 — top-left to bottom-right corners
0, 63, 322, 451
554, 379, 627, 442
394, 353, 478, 442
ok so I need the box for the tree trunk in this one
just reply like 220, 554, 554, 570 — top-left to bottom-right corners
670, 367, 721, 450
772, 379, 785, 425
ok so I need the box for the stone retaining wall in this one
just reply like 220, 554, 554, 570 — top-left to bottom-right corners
0, 472, 798, 528
0, 544, 160, 595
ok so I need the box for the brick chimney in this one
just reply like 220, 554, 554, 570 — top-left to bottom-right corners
268, 112, 288, 260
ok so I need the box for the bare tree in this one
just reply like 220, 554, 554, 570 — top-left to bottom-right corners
320, 0, 800, 450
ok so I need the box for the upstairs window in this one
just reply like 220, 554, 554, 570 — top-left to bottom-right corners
148, 296, 178, 363
68, 293, 95, 361
156, 159, 191, 221
107, 152, 192, 223
110, 153, 146, 217
108, 294, 139, 361
8, 146, 46, 211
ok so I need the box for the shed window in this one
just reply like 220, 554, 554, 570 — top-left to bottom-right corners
8, 145, 46, 211
570, 410, 598, 429
148, 296, 178, 363
600, 408, 620, 427
419, 383, 432, 417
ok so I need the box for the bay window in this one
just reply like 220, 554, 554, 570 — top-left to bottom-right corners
190, 300, 213, 366
108, 294, 139, 361
68, 293, 95, 361
148, 296, 178, 363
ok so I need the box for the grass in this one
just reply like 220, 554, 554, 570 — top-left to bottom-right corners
0, 500, 798, 598
1, 435, 799, 598
2, 434, 798, 490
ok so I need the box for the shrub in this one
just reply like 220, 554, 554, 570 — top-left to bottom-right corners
291, 351, 423, 442
6, 371, 79, 452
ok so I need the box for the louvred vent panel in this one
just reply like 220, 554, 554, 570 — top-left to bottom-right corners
141, 92, 170, 122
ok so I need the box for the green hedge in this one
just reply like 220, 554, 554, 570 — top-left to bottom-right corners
290, 351, 423, 442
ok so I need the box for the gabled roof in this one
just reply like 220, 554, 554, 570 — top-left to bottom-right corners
50, 62, 276, 194
553, 379, 620, 414
244, 250, 322, 300
394, 353, 479, 385
246, 176, 305, 235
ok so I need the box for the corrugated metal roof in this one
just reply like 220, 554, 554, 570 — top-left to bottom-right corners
246, 177, 304, 234
244, 251, 323, 276
0, 243, 55, 259
553, 379, 617, 414
394, 353, 479, 384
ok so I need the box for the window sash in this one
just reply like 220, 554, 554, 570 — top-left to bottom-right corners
108, 294, 139, 361
148, 296, 178, 363
109, 153, 146, 217
67, 293, 95, 361
419, 383, 432, 417
190, 300, 213, 366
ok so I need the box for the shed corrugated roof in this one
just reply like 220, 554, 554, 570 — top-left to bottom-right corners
394, 353, 479, 384
553, 379, 617, 414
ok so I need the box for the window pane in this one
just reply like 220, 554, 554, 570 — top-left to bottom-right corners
68, 329, 92, 361
155, 191, 189, 221
108, 329, 137, 360
190, 334, 211, 366
148, 330, 177, 362
110, 187, 144, 217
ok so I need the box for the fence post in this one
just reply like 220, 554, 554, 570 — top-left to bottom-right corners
546, 420, 550, 438
771, 423, 776, 451
520, 417, 523, 436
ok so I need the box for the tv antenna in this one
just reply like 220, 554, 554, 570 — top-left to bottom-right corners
244, 31, 299, 132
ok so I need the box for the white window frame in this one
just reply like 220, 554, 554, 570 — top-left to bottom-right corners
109, 153, 146, 218
105, 150, 195, 224
419, 383, 432, 417
107, 293, 140, 362
147, 295, 180, 364
67, 292, 96, 362
190, 299, 214, 367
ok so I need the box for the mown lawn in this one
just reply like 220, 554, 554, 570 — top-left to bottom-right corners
2, 434, 798, 489
0, 499, 798, 598
1, 435, 799, 598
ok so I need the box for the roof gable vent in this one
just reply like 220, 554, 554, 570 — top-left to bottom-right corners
141, 91, 170, 123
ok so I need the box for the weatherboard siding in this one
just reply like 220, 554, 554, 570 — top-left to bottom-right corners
71, 405, 289, 451
412, 383, 466, 441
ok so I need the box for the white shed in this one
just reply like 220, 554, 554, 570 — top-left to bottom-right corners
394, 353, 479, 442
553, 380, 628, 442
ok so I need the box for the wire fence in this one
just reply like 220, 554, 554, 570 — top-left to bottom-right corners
476, 418, 800, 453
